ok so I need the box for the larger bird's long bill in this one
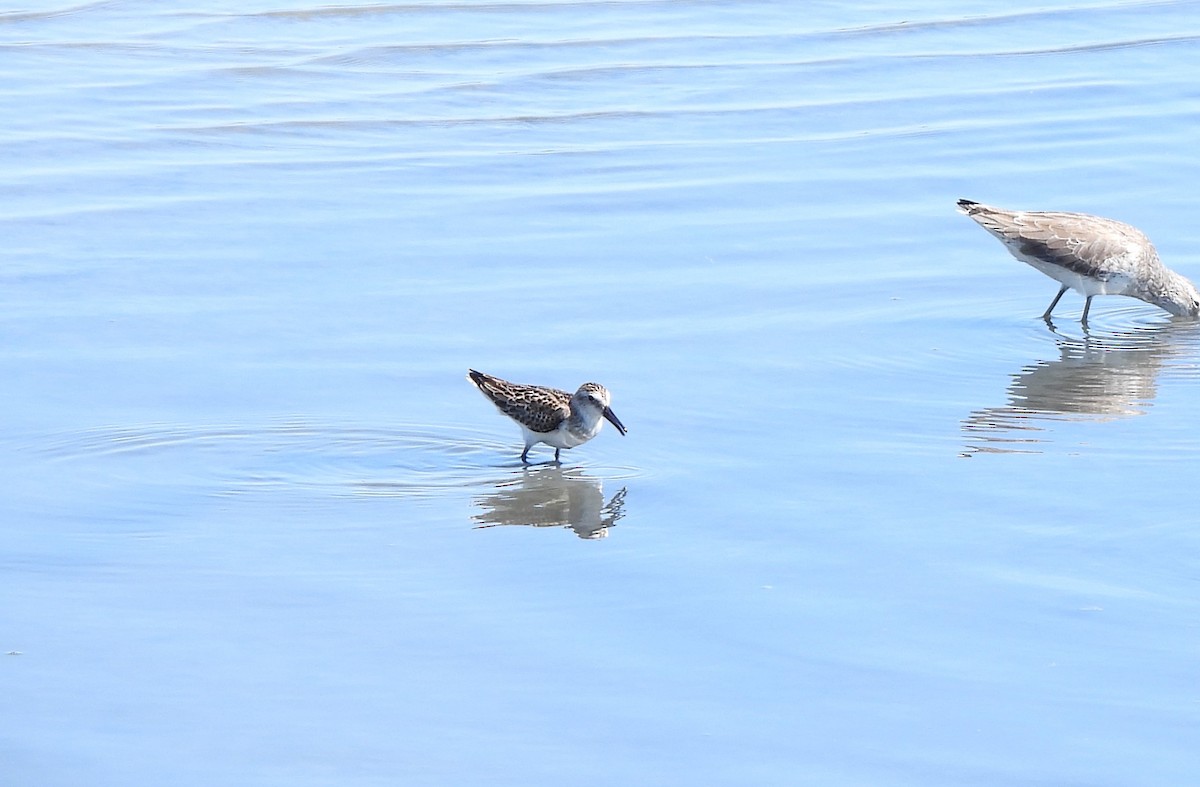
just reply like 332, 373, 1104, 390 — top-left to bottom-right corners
603, 407, 628, 436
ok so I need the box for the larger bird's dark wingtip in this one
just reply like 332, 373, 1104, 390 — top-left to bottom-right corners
956, 198, 979, 213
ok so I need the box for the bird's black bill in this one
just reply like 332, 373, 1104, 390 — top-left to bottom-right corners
603, 407, 627, 436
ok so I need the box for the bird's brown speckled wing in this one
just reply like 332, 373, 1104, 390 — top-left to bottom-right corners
468, 370, 571, 433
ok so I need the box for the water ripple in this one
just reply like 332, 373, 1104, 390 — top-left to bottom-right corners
24, 419, 640, 501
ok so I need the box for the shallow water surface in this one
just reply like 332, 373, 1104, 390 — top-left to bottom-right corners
4, 1, 1200, 785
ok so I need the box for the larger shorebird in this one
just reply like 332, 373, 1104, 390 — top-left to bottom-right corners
468, 369, 627, 463
957, 199, 1200, 323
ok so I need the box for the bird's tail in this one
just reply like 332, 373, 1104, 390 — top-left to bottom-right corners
467, 368, 493, 394
467, 369, 509, 404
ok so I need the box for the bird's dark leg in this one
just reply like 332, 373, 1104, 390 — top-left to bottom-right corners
553, 447, 561, 463
1042, 284, 1069, 320
1081, 295, 1093, 325
520, 446, 530, 463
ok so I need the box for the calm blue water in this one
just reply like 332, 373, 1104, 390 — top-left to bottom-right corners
4, 2, 1200, 784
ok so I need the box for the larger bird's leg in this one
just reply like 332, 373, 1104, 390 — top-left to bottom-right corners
520, 446, 531, 463
553, 447, 561, 463
1081, 295, 1094, 325
1042, 284, 1069, 320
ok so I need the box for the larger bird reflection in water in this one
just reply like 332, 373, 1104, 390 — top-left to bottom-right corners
472, 465, 627, 539
962, 321, 1200, 455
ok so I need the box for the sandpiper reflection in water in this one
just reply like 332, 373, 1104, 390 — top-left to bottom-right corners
472, 465, 627, 540
962, 321, 1200, 455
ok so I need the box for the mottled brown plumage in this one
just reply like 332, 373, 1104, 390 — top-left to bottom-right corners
468, 370, 626, 463
957, 199, 1200, 322
469, 369, 572, 434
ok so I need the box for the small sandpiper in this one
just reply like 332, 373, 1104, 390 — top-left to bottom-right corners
957, 199, 1200, 323
467, 369, 627, 463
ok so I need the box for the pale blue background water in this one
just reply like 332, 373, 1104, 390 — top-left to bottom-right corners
4, 1, 1200, 784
